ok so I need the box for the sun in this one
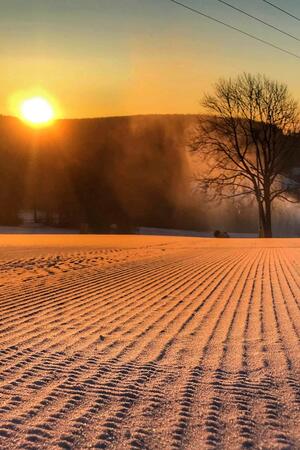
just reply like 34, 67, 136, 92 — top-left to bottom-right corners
20, 96, 55, 127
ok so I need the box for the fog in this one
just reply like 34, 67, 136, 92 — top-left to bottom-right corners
0, 113, 299, 235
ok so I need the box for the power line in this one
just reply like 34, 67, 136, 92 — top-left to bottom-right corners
216, 0, 300, 42
166, 0, 300, 60
261, 0, 300, 23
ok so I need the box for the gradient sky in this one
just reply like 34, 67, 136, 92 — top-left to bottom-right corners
1, 0, 300, 118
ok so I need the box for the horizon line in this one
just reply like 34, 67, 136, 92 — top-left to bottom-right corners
0, 112, 201, 122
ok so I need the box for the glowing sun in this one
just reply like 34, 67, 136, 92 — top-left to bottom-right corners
20, 96, 55, 126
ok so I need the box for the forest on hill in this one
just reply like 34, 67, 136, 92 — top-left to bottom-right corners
0, 114, 202, 230
0, 114, 299, 233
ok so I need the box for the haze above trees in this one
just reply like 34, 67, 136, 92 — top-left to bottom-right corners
1, 78, 299, 236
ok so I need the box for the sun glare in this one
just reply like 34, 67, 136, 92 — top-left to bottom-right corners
20, 97, 55, 127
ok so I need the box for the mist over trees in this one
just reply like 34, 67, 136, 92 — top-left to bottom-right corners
0, 100, 299, 235
191, 73, 300, 237
0, 114, 202, 231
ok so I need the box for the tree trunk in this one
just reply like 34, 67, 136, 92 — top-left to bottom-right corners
264, 198, 272, 238
257, 197, 272, 238
258, 200, 266, 238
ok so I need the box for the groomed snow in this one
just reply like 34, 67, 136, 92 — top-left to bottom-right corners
0, 235, 299, 449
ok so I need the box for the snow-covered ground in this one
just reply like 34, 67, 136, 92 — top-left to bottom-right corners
0, 225, 258, 237
0, 235, 299, 449
137, 227, 258, 238
0, 226, 78, 234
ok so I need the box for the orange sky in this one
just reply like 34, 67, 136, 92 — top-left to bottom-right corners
1, 0, 300, 119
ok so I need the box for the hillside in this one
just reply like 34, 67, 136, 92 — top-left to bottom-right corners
0, 114, 202, 230
0, 114, 299, 234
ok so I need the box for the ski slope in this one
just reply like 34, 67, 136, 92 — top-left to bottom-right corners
0, 235, 299, 449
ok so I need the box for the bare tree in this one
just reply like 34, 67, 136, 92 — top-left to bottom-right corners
191, 73, 300, 237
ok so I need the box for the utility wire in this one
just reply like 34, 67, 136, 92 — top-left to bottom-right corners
216, 0, 300, 42
261, 0, 300, 23
166, 0, 300, 60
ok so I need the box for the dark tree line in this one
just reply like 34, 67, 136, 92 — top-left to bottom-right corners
1, 92, 299, 236
0, 114, 201, 231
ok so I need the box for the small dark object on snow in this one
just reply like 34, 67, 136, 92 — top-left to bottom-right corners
214, 230, 230, 238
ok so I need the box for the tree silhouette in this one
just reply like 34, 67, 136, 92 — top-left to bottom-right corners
191, 73, 300, 237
